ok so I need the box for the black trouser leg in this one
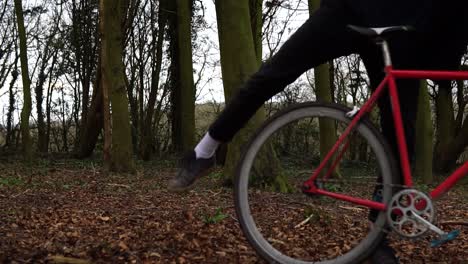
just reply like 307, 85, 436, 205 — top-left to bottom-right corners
208, 4, 362, 142
361, 42, 421, 223
365, 78, 420, 222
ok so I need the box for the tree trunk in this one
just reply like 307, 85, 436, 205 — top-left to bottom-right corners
309, 0, 339, 178
14, 0, 32, 161
433, 80, 468, 172
169, 0, 196, 153
414, 80, 433, 184
35, 46, 50, 153
213, 0, 264, 165
6, 67, 18, 148
99, 0, 135, 172
60, 88, 69, 152
139, 0, 167, 160
76, 64, 103, 159
249, 0, 263, 64
434, 83, 456, 172
441, 117, 468, 165
102, 50, 111, 169
45, 71, 54, 153
136, 57, 144, 151
126, 72, 139, 151
71, 0, 99, 153
215, 0, 288, 191
454, 80, 466, 132
358, 139, 368, 162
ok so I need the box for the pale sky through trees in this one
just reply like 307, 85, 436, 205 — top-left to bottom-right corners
0, 0, 387, 133
0, 0, 310, 126
196, 0, 309, 103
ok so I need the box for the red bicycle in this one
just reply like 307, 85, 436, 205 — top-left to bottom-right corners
234, 26, 467, 263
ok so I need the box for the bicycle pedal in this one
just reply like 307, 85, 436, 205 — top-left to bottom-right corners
430, 230, 460, 247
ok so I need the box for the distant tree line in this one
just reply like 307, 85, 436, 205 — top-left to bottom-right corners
1, 0, 466, 183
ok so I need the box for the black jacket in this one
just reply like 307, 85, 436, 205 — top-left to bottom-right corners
324, 0, 468, 38
322, 0, 468, 68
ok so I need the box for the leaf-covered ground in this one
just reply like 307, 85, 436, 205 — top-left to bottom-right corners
0, 159, 466, 263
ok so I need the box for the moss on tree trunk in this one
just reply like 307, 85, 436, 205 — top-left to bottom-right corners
215, 0, 289, 191
175, 0, 196, 152
100, 0, 135, 173
14, 0, 32, 161
414, 80, 433, 184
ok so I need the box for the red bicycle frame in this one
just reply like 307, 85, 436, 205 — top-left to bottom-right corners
303, 49, 468, 212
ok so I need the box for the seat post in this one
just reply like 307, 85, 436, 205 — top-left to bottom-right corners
347, 25, 413, 67
378, 39, 392, 67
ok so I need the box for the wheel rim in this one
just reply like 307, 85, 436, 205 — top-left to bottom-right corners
235, 104, 396, 264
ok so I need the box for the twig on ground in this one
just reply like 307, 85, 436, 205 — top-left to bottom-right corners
229, 214, 238, 222
295, 214, 315, 228
440, 221, 468, 226
47, 255, 90, 264
107, 183, 131, 189
12, 189, 30, 198
338, 205, 365, 212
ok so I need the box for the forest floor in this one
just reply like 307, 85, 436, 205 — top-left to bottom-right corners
0, 158, 467, 264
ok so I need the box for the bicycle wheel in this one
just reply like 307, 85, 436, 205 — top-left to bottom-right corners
235, 102, 399, 264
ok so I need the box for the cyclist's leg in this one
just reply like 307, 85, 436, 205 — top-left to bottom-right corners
363, 33, 467, 180
170, 2, 367, 191
362, 39, 422, 167
360, 37, 465, 263
377, 83, 419, 166
208, 3, 364, 142
363, 57, 419, 224
360, 44, 421, 264
360, 40, 421, 211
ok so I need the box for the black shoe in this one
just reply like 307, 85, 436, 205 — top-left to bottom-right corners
368, 188, 383, 222
369, 239, 399, 264
168, 151, 215, 192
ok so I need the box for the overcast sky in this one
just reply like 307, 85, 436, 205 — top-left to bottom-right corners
196, 0, 309, 103
0, 0, 311, 125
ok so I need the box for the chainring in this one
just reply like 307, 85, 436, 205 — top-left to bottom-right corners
387, 189, 435, 238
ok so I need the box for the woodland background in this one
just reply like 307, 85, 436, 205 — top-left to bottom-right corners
0, 0, 467, 263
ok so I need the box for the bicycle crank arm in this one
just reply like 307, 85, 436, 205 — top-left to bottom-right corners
410, 211, 460, 247
410, 211, 445, 235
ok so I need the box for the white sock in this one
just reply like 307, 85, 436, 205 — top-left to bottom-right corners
194, 132, 220, 159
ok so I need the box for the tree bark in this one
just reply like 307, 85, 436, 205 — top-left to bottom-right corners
139, 0, 167, 160
433, 82, 459, 172
249, 0, 263, 65
169, 0, 196, 153
14, 0, 33, 161
414, 80, 433, 184
76, 64, 103, 159
70, 0, 99, 152
433, 79, 468, 172
99, 0, 135, 172
215, 0, 288, 191
309, 0, 339, 178
35, 43, 50, 153
6, 67, 18, 148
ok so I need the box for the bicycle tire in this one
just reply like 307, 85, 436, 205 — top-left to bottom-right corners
234, 102, 399, 264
